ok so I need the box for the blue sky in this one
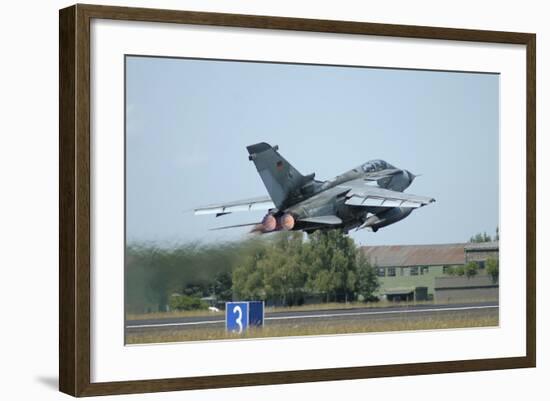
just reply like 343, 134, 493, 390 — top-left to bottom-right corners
125, 56, 499, 247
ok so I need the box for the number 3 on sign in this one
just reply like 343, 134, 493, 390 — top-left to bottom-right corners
233, 305, 243, 333
226, 301, 249, 333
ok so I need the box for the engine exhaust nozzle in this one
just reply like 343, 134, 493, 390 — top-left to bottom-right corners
261, 214, 277, 232
279, 213, 295, 231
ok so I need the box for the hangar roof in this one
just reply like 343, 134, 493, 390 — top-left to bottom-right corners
464, 241, 499, 251
361, 243, 466, 267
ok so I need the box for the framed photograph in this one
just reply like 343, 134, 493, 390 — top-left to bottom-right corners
59, 4, 536, 397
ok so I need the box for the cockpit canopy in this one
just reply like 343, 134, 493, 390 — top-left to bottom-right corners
361, 159, 394, 173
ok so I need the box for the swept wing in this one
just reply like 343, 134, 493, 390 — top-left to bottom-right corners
194, 196, 275, 216
340, 178, 435, 208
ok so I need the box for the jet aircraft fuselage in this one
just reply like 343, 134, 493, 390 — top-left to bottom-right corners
195, 143, 434, 234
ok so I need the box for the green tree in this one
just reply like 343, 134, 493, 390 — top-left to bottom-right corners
169, 294, 208, 311
304, 230, 358, 303
486, 257, 499, 282
231, 232, 307, 306
257, 232, 307, 306
356, 252, 380, 301
232, 247, 268, 301
453, 265, 465, 276
469, 232, 492, 243
465, 261, 478, 278
212, 271, 233, 302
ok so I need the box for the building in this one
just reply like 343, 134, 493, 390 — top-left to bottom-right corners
434, 275, 499, 303
361, 242, 499, 301
464, 241, 499, 268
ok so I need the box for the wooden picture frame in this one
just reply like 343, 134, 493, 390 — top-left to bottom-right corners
59, 3, 536, 397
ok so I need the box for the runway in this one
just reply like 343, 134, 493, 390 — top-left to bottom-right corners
126, 301, 498, 334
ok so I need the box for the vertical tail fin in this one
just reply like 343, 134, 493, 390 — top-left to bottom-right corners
247, 142, 310, 209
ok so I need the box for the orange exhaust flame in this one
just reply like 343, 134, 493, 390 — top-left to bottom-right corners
279, 213, 295, 231
261, 214, 277, 232
249, 213, 296, 234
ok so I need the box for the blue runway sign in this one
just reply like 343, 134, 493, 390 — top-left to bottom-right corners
226, 301, 264, 333
226, 302, 249, 333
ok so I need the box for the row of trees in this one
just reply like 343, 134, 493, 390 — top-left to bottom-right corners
127, 228, 500, 313
126, 231, 379, 313
469, 227, 499, 243
445, 257, 499, 282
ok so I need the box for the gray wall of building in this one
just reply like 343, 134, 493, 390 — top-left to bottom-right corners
465, 249, 499, 263
434, 275, 499, 303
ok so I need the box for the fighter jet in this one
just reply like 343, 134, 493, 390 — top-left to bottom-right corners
194, 142, 435, 234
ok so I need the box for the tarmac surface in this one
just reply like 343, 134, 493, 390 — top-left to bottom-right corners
126, 301, 499, 334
